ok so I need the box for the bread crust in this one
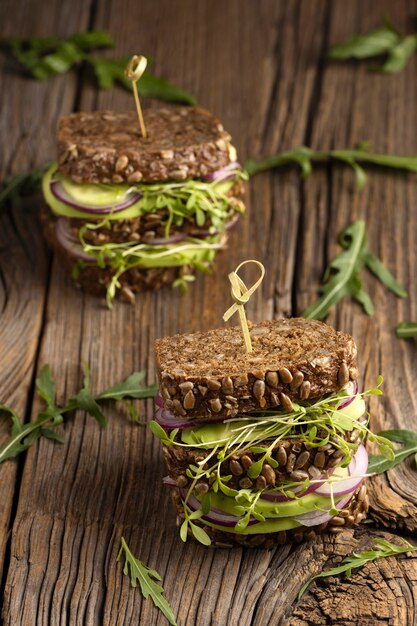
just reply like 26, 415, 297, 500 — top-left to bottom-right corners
57, 106, 232, 184
155, 319, 359, 419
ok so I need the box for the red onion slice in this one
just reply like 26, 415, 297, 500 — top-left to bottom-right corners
314, 444, 367, 497
146, 233, 187, 245
179, 488, 258, 528
50, 180, 141, 215
338, 380, 359, 410
155, 393, 164, 409
55, 218, 96, 263
202, 162, 241, 182
154, 405, 235, 430
260, 481, 321, 502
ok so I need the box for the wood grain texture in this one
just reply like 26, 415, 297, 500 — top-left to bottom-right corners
1, 0, 417, 625
0, 0, 91, 588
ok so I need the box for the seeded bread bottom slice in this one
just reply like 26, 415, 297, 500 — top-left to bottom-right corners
156, 318, 359, 420
169, 483, 368, 548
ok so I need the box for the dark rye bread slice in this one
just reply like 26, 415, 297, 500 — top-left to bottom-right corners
169, 484, 369, 548
155, 318, 359, 420
57, 106, 233, 184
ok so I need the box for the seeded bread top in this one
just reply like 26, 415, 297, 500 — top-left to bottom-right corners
155, 318, 359, 420
57, 106, 233, 184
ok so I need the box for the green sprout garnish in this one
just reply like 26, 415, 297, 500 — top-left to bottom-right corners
151, 378, 394, 545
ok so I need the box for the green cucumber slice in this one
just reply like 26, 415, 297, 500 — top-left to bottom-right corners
60, 176, 131, 207
202, 516, 301, 535
207, 489, 344, 519
42, 163, 143, 220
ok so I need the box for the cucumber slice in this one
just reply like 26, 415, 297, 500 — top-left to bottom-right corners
42, 164, 143, 220
207, 489, 344, 519
202, 516, 301, 535
60, 176, 131, 207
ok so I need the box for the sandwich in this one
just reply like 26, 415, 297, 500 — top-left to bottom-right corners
151, 318, 387, 548
41, 106, 246, 305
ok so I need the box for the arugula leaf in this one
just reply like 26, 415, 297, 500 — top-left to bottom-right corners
0, 163, 50, 212
0, 32, 196, 105
90, 57, 197, 104
0, 405, 63, 463
244, 144, 417, 181
67, 362, 107, 427
327, 19, 417, 74
0, 31, 113, 79
328, 24, 400, 60
35, 365, 56, 408
381, 34, 417, 73
0, 363, 157, 462
302, 220, 407, 320
117, 537, 177, 626
298, 537, 417, 599
96, 371, 158, 401
396, 322, 417, 339
364, 253, 408, 298
368, 429, 417, 474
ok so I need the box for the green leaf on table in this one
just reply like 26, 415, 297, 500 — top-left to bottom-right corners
302, 220, 367, 320
69, 31, 114, 52
381, 34, 417, 73
298, 537, 417, 599
328, 24, 400, 60
0, 32, 196, 104
302, 220, 407, 321
0, 31, 113, 79
0, 405, 63, 463
327, 18, 417, 74
364, 253, 408, 297
67, 362, 106, 427
0, 163, 50, 212
0, 363, 157, 462
96, 371, 158, 401
90, 56, 196, 104
244, 146, 314, 177
244, 143, 417, 187
35, 364, 56, 408
368, 429, 417, 474
396, 322, 417, 339
117, 537, 177, 626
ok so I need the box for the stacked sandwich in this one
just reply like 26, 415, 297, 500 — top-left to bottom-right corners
152, 318, 374, 548
41, 106, 246, 305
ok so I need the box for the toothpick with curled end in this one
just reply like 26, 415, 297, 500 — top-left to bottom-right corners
223, 260, 265, 353
124, 55, 148, 138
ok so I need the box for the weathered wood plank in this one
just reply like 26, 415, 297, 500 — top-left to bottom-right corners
0, 0, 92, 587
2, 0, 331, 624
2, 0, 417, 625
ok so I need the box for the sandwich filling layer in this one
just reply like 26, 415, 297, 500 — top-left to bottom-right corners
152, 380, 392, 543
42, 162, 246, 304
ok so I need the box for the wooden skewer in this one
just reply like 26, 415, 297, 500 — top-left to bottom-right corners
124, 55, 148, 138
223, 260, 265, 353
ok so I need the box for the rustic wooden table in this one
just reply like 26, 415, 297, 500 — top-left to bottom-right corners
1, 0, 417, 624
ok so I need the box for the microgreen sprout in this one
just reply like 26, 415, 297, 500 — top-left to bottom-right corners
151, 379, 393, 545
